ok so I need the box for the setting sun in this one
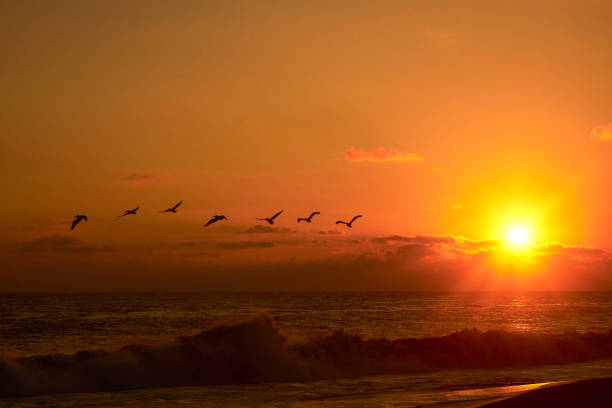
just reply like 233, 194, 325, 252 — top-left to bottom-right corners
507, 226, 529, 246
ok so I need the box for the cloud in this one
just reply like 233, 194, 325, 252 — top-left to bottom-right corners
345, 147, 424, 163
591, 123, 612, 141
319, 230, 342, 235
443, 237, 610, 265
244, 225, 296, 234
451, 204, 462, 210
395, 243, 437, 257
217, 241, 274, 250
532, 243, 608, 260
5, 233, 612, 291
372, 235, 456, 245
176, 241, 197, 248
18, 236, 112, 253
123, 174, 155, 182
455, 238, 502, 253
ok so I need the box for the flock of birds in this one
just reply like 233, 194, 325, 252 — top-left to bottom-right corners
70, 201, 363, 230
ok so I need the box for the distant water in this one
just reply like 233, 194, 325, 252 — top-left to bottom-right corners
1, 292, 612, 407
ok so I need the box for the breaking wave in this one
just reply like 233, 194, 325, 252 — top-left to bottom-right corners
2, 314, 612, 397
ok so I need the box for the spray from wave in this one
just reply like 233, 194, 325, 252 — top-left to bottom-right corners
1, 314, 611, 397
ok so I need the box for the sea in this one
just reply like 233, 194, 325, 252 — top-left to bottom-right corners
1, 292, 611, 407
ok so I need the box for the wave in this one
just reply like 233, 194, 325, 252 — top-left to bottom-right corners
1, 315, 612, 397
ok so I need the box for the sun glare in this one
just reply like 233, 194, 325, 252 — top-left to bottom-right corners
507, 226, 529, 246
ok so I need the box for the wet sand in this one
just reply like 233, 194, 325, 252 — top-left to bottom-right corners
478, 377, 612, 408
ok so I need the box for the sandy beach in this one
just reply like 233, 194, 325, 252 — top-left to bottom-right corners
478, 377, 612, 408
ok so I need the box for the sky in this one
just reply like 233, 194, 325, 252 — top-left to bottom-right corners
1, 0, 611, 291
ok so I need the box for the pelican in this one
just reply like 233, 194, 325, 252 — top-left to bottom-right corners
256, 210, 283, 225
336, 214, 362, 228
160, 200, 183, 213
71, 215, 87, 230
297, 211, 320, 223
205, 215, 227, 227
118, 206, 140, 217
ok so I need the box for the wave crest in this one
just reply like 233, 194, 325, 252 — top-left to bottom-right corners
2, 315, 611, 397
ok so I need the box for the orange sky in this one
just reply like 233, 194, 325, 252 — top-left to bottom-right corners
1, 1, 611, 291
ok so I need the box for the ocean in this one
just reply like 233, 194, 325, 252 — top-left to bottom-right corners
1, 292, 611, 407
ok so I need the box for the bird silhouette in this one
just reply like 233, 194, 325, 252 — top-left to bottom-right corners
257, 210, 283, 225
205, 215, 227, 227
160, 200, 183, 213
336, 214, 362, 228
297, 211, 320, 223
71, 215, 87, 230
118, 206, 140, 217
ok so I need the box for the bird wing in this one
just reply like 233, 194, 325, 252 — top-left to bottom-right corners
133, 206, 140, 212
270, 210, 283, 220
82, 215, 87, 221
172, 200, 183, 210
349, 215, 363, 224
309, 211, 320, 219
297, 218, 305, 222
71, 218, 79, 230
335, 221, 346, 225
206, 215, 226, 226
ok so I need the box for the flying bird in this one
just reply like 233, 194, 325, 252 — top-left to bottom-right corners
336, 215, 362, 228
297, 211, 320, 223
118, 206, 140, 217
257, 210, 283, 225
205, 215, 227, 227
160, 200, 183, 213
71, 215, 87, 230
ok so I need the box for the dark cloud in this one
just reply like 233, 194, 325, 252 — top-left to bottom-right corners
18, 236, 112, 253
217, 241, 275, 250
244, 225, 296, 234
319, 230, 342, 235
5, 233, 612, 291
176, 241, 197, 248
123, 174, 155, 181
395, 244, 437, 257
372, 235, 456, 244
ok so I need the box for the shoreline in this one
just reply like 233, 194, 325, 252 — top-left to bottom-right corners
477, 377, 612, 407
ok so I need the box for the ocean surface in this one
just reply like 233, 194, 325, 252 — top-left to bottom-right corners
1, 292, 612, 407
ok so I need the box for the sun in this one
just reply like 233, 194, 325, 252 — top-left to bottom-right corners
507, 226, 529, 246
